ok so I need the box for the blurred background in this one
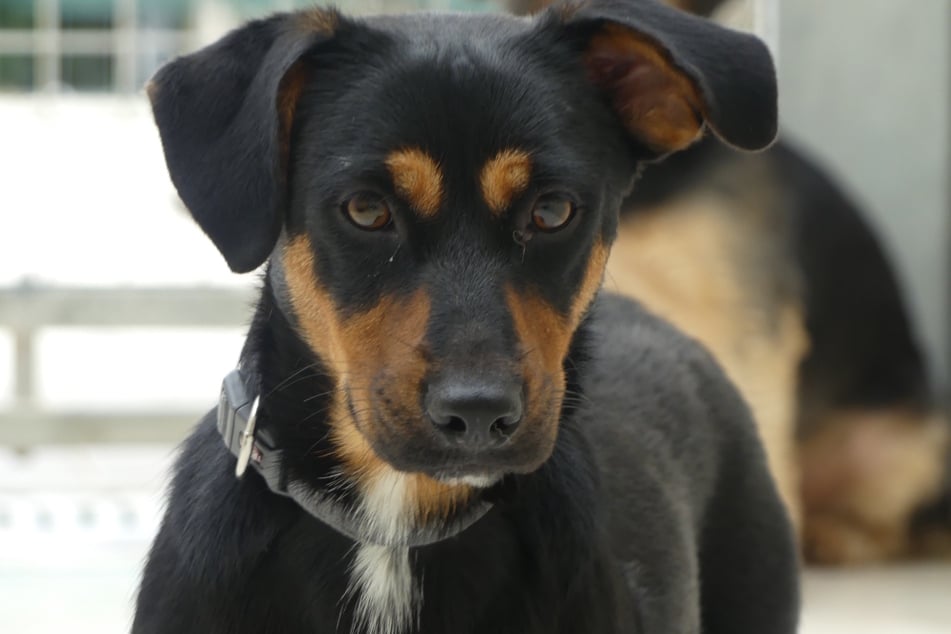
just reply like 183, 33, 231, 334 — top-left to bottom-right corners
0, 0, 948, 632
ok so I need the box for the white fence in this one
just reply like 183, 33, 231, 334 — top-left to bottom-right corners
0, 285, 255, 446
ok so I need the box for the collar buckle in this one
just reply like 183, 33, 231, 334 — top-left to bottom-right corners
234, 394, 261, 477
217, 369, 286, 492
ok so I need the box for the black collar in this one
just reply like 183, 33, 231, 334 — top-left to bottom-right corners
217, 368, 493, 547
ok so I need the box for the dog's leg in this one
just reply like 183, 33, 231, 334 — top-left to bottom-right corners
698, 447, 800, 634
799, 409, 949, 564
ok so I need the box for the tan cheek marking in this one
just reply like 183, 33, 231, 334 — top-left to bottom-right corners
329, 403, 386, 480
282, 237, 384, 479
504, 241, 608, 464
282, 237, 473, 518
586, 25, 704, 153
506, 288, 572, 379
282, 235, 345, 372
385, 148, 444, 218
480, 149, 533, 216
337, 289, 430, 439
570, 240, 608, 325
338, 293, 472, 518
505, 287, 569, 466
504, 241, 607, 385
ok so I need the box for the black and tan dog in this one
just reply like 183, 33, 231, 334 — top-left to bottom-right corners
608, 135, 951, 564
133, 1, 799, 632
511, 0, 951, 565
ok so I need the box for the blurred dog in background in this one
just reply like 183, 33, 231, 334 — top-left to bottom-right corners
510, 0, 951, 565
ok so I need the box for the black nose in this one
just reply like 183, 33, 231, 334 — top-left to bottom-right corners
426, 380, 523, 450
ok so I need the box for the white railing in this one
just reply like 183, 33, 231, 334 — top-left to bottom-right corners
0, 284, 255, 447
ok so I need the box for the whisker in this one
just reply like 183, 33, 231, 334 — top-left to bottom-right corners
264, 362, 321, 397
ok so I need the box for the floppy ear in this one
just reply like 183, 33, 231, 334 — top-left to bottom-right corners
147, 11, 337, 273
557, 0, 777, 154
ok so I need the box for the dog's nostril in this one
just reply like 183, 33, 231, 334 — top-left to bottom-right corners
442, 416, 467, 434
490, 415, 520, 438
426, 379, 523, 449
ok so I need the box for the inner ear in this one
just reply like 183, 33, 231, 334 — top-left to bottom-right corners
584, 24, 705, 154
278, 62, 312, 174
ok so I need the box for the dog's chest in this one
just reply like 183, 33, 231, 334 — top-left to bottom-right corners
347, 472, 420, 634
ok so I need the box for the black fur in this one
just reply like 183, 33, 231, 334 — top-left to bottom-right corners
135, 2, 798, 632
135, 296, 798, 634
567, 0, 777, 151
148, 16, 332, 273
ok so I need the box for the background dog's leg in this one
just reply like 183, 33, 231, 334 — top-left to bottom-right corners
799, 409, 949, 564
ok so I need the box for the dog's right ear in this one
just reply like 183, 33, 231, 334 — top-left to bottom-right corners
147, 11, 337, 273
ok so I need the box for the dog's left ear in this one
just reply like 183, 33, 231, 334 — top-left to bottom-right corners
558, 0, 777, 154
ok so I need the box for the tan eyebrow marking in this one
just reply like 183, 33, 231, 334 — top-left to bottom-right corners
385, 147, 444, 218
480, 148, 533, 217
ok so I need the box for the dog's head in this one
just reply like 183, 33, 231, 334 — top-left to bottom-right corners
149, 0, 775, 530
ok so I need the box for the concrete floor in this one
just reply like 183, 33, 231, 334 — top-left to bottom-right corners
800, 564, 951, 634
2, 447, 950, 632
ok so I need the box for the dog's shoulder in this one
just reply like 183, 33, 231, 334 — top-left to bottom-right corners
578, 292, 769, 510
583, 291, 754, 438
565, 293, 789, 631
134, 413, 301, 628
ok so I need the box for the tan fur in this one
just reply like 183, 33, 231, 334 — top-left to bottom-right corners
504, 240, 609, 467
281, 235, 469, 521
505, 286, 570, 449
480, 149, 533, 216
413, 476, 473, 524
799, 409, 949, 564
385, 148, 444, 218
585, 25, 704, 153
605, 201, 808, 531
144, 80, 158, 102
297, 7, 338, 34
572, 241, 609, 326
277, 63, 311, 167
507, 240, 608, 378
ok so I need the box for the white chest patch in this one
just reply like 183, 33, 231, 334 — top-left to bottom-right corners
347, 471, 421, 634
349, 543, 418, 634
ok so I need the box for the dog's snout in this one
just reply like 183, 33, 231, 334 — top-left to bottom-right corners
426, 379, 523, 449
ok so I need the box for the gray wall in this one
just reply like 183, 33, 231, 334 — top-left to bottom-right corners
777, 0, 950, 397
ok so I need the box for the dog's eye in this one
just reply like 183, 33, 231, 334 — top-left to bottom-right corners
531, 195, 575, 232
343, 194, 392, 230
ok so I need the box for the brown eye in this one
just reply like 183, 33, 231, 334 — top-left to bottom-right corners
531, 195, 575, 232
343, 194, 392, 230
